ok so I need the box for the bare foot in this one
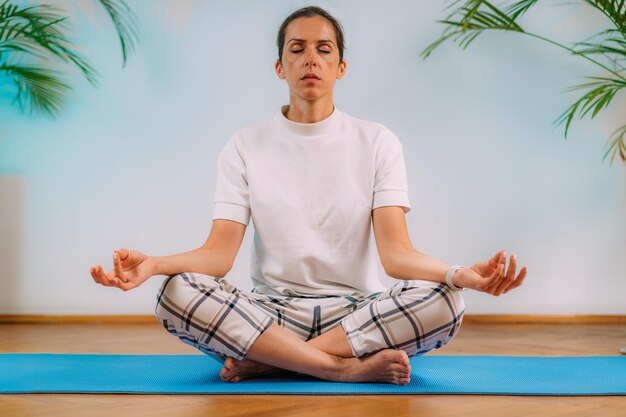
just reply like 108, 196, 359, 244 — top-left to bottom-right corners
338, 348, 412, 385
219, 348, 412, 386
219, 356, 293, 382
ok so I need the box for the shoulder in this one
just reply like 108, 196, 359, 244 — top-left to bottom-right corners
221, 114, 275, 153
341, 113, 406, 168
229, 118, 271, 142
342, 111, 402, 146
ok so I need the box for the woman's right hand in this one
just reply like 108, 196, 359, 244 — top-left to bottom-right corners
90, 248, 158, 291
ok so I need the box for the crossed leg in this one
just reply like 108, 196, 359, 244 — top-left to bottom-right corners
221, 281, 465, 383
219, 321, 411, 385
156, 274, 463, 385
220, 321, 360, 382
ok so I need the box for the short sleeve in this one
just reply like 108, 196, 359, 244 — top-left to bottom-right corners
372, 129, 412, 214
212, 136, 251, 225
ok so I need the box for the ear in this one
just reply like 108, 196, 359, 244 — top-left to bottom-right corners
336, 59, 347, 79
275, 59, 285, 79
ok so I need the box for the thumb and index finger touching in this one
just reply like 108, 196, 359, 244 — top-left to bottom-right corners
489, 249, 506, 267
113, 248, 130, 283
482, 250, 506, 282
112, 248, 144, 291
113, 248, 130, 260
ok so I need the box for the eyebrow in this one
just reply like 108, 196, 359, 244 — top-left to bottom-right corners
288, 38, 335, 46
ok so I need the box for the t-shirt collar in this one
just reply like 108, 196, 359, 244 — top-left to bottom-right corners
274, 104, 342, 137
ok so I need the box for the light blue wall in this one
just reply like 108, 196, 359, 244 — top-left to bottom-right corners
0, 0, 624, 314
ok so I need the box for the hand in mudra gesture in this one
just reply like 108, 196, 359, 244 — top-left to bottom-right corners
90, 248, 157, 292
454, 250, 527, 295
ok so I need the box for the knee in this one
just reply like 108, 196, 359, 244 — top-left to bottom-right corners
445, 286, 466, 319
431, 283, 466, 324
397, 280, 465, 317
154, 273, 188, 325
154, 272, 219, 326
400, 281, 466, 352
402, 280, 466, 331
428, 284, 466, 346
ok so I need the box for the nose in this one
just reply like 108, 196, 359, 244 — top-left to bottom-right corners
305, 50, 318, 67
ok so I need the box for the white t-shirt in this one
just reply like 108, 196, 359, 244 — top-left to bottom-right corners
212, 104, 412, 296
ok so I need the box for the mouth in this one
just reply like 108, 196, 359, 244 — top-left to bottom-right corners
301, 74, 320, 80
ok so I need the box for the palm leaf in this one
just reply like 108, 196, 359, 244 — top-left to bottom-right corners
0, 0, 99, 86
421, 0, 526, 59
503, 0, 540, 20
423, 0, 626, 164
94, 0, 139, 67
582, 0, 626, 38
1, 63, 70, 116
573, 41, 626, 73
572, 25, 626, 72
0, 0, 138, 117
553, 76, 625, 137
574, 40, 626, 60
602, 124, 626, 164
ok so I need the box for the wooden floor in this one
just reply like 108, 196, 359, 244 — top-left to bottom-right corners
1, 321, 625, 417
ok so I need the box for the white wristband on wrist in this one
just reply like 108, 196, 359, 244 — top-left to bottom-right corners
445, 265, 467, 291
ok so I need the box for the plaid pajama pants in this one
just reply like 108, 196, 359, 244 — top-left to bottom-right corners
155, 272, 465, 363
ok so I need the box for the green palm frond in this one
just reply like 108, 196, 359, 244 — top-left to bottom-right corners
421, 0, 528, 59
573, 40, 626, 74
96, 0, 139, 67
0, 0, 96, 115
502, 0, 540, 20
582, 0, 626, 38
1, 64, 71, 117
603, 124, 626, 164
422, 0, 626, 165
0, 0, 99, 85
553, 76, 626, 138
0, 0, 138, 117
574, 39, 626, 61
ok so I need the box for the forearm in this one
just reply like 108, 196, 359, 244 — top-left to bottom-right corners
386, 249, 453, 284
152, 248, 231, 278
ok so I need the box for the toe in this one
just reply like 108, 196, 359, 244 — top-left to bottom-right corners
220, 365, 235, 380
397, 372, 410, 384
397, 368, 410, 377
224, 357, 237, 370
391, 363, 406, 373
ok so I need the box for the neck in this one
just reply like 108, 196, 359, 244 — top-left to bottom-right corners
275, 102, 342, 138
284, 95, 335, 123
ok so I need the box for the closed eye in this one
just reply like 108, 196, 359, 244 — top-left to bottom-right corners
291, 50, 330, 54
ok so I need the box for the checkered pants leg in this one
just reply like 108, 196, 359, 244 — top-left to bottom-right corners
155, 273, 465, 362
339, 279, 465, 357
155, 272, 273, 362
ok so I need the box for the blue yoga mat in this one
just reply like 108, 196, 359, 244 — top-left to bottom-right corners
1, 353, 625, 395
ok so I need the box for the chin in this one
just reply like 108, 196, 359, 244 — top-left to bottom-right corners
300, 88, 326, 97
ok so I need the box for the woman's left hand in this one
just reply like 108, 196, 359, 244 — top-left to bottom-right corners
453, 250, 527, 295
